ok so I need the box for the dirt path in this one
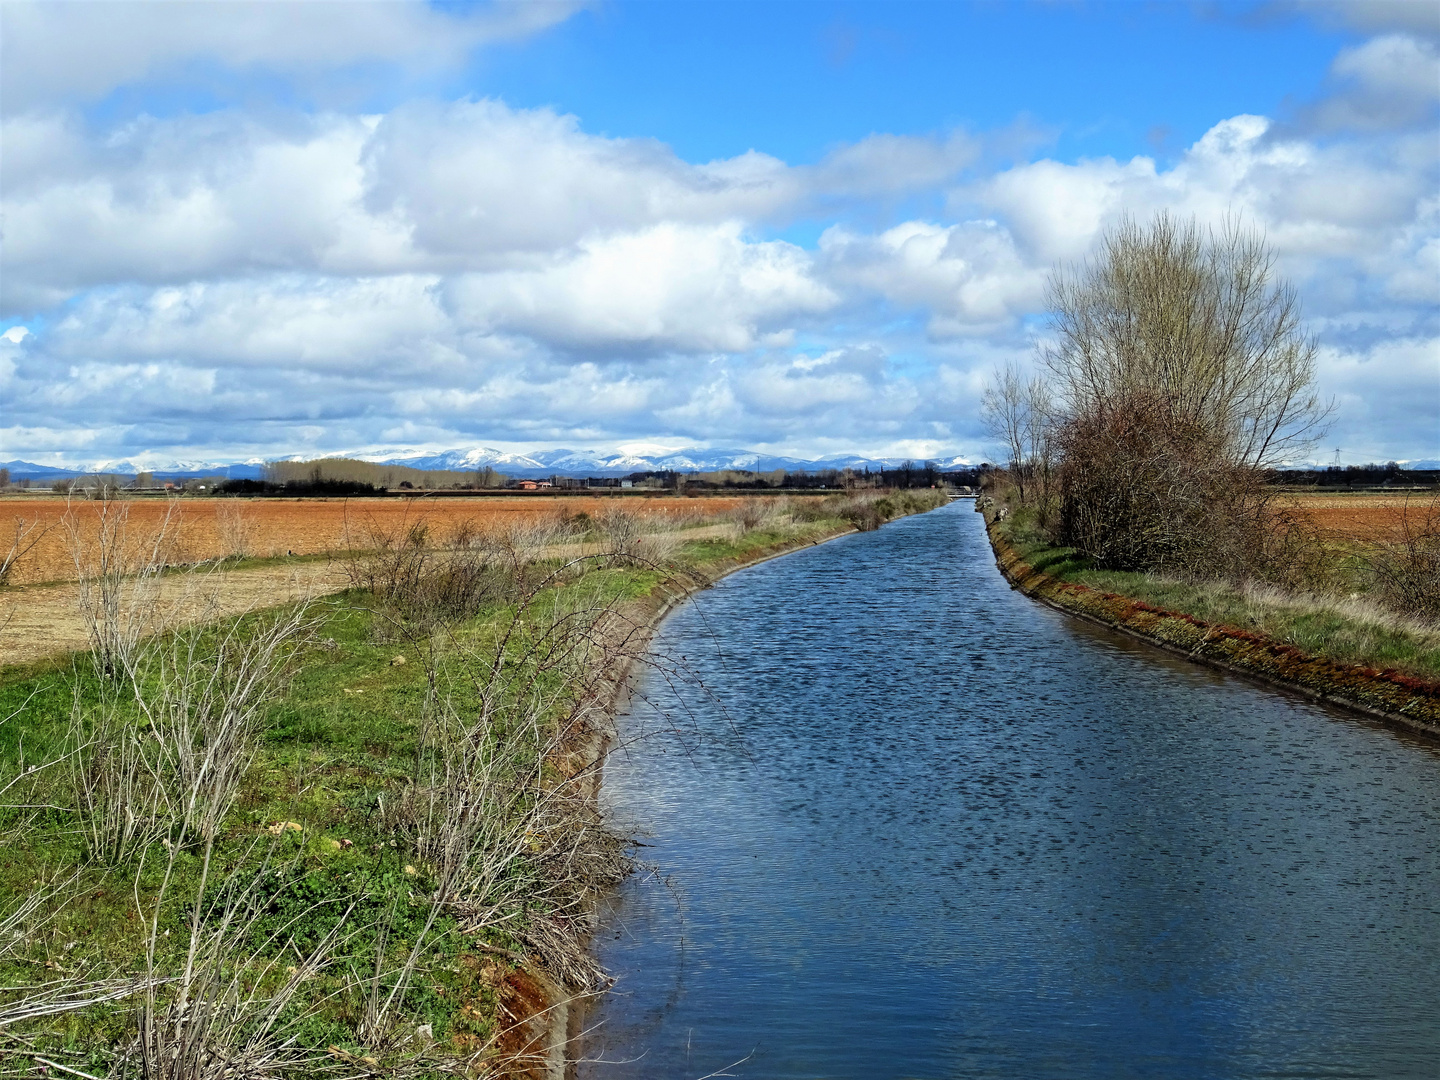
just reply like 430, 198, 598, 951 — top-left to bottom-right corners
0, 560, 353, 669
0, 524, 739, 669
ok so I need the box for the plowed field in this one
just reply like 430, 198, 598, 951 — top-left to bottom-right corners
1288, 494, 1437, 540
0, 495, 752, 586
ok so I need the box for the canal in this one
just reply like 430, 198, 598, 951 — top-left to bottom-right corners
579, 501, 1440, 1079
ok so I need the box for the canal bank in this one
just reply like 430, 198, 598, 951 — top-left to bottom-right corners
978, 502, 1440, 739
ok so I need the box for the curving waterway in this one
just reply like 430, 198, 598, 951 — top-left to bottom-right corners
579, 502, 1440, 1079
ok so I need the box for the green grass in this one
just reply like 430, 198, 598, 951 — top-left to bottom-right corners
993, 506, 1440, 682
0, 500, 942, 1072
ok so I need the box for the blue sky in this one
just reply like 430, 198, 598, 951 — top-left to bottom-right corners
2, 0, 1436, 467
472, 3, 1344, 163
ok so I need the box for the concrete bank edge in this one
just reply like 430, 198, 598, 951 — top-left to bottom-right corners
978, 505, 1440, 740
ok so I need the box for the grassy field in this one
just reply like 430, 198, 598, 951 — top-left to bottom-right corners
0, 489, 944, 1077
993, 494, 1440, 683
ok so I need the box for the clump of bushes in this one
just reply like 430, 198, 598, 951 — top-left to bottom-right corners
1366, 494, 1440, 621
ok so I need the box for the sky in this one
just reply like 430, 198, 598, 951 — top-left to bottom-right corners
1, 0, 1437, 467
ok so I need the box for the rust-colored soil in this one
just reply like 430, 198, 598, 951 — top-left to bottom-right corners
0, 495, 748, 586
1288, 494, 1435, 540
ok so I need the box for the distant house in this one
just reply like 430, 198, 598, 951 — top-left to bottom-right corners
536, 480, 553, 489
518, 480, 539, 490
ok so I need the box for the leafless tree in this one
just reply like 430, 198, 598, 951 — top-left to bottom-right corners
1040, 213, 1330, 574
981, 362, 1056, 520
1042, 212, 1329, 472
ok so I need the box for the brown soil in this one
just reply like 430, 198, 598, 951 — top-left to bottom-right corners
0, 524, 743, 670
0, 495, 754, 586
1288, 493, 1436, 540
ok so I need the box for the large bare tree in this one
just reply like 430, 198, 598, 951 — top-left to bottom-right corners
1039, 213, 1330, 574
1042, 213, 1328, 471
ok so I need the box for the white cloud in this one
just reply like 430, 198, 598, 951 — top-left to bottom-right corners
820, 220, 1045, 336
360, 99, 796, 262
1318, 336, 1440, 460
0, 29, 1435, 464
1, 101, 984, 316
1303, 33, 1440, 131
447, 222, 835, 353
0, 0, 582, 113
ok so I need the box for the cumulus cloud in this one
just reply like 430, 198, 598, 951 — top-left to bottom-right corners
1299, 33, 1440, 132
951, 114, 1437, 319
1, 101, 992, 316
819, 220, 1044, 336
0, 0, 583, 113
0, 22, 1435, 463
447, 222, 835, 354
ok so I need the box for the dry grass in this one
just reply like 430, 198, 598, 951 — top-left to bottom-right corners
993, 483, 1440, 681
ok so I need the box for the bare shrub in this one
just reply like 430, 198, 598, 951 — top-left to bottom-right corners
66, 682, 172, 867
67, 495, 182, 679
213, 500, 255, 560
732, 500, 766, 532
67, 603, 311, 866
122, 831, 351, 1080
0, 516, 53, 587
1055, 391, 1283, 575
596, 505, 673, 569
1365, 492, 1440, 620
348, 512, 531, 637
353, 572, 640, 1051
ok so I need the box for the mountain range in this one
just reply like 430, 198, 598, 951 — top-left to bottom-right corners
0, 448, 981, 482
4, 449, 1437, 483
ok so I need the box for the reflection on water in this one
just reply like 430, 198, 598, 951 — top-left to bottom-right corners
580, 503, 1440, 1080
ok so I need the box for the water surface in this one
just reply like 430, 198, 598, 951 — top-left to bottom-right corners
581, 503, 1440, 1079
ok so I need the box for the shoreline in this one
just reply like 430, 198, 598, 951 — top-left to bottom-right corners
978, 503, 1440, 740
497, 522, 862, 1078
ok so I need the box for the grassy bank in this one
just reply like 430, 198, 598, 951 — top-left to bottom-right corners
984, 498, 1440, 730
0, 489, 944, 1077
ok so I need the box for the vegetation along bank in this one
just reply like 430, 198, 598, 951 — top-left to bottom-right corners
0, 488, 944, 1078
980, 496, 1440, 737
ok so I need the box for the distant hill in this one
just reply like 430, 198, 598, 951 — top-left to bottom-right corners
0, 459, 265, 482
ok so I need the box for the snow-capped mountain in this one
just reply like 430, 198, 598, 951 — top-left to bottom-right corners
0, 458, 266, 481
7, 449, 1437, 484
375, 446, 956, 478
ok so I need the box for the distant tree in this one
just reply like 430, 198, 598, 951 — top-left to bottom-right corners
980, 362, 1055, 519
0, 468, 9, 488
